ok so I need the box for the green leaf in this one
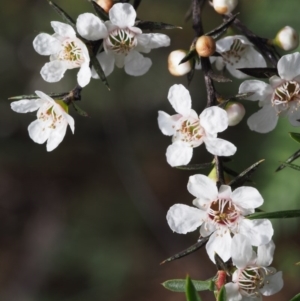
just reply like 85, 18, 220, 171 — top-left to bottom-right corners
135, 21, 182, 30
179, 49, 198, 65
276, 149, 300, 172
247, 210, 300, 220
290, 132, 300, 144
48, 0, 76, 29
163, 279, 214, 293
160, 237, 209, 264
205, 13, 239, 39
71, 102, 89, 117
176, 162, 213, 170
9, 92, 69, 101
278, 162, 300, 171
228, 159, 264, 189
186, 276, 202, 301
217, 286, 227, 301
289, 293, 300, 301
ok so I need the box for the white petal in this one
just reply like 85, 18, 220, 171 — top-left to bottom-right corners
109, 3, 136, 28
206, 230, 231, 263
200, 106, 228, 134
216, 35, 251, 52
231, 186, 263, 209
33, 33, 61, 55
231, 234, 253, 268
239, 219, 274, 246
204, 137, 237, 156
225, 283, 242, 301
260, 271, 283, 296
278, 52, 300, 81
137, 33, 170, 50
40, 61, 67, 83
35, 91, 56, 104
269, 75, 285, 88
124, 51, 152, 76
77, 63, 91, 87
11, 99, 43, 113
188, 174, 218, 201
157, 111, 178, 136
218, 185, 232, 199
166, 141, 193, 167
76, 13, 108, 40
166, 204, 205, 234
167, 84, 192, 116
288, 109, 300, 126
46, 122, 68, 152
238, 80, 273, 101
199, 222, 216, 237
256, 240, 275, 267
247, 104, 278, 133
92, 52, 115, 78
51, 21, 76, 38
28, 119, 51, 144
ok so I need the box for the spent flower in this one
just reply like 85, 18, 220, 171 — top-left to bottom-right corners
158, 84, 236, 167
239, 52, 300, 133
11, 91, 74, 151
166, 174, 273, 263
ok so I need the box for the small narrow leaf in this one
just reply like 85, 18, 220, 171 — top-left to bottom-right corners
217, 286, 227, 301
91, 0, 109, 21
133, 0, 142, 9
214, 253, 228, 274
237, 67, 278, 78
207, 70, 232, 82
135, 21, 182, 30
290, 132, 300, 144
228, 159, 264, 189
278, 162, 300, 171
160, 237, 209, 264
71, 102, 89, 117
89, 53, 110, 90
48, 1, 76, 29
289, 293, 300, 301
247, 210, 300, 220
179, 49, 197, 65
162, 279, 214, 293
186, 276, 202, 301
9, 92, 69, 101
276, 149, 300, 172
206, 13, 239, 39
176, 162, 213, 170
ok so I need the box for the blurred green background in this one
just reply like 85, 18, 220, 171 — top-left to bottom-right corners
0, 0, 300, 300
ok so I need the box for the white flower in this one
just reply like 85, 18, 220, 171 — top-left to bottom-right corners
158, 84, 236, 167
239, 52, 300, 133
168, 50, 192, 76
225, 234, 283, 301
81, 3, 170, 77
196, 35, 266, 79
10, 91, 74, 152
33, 20, 93, 87
166, 174, 274, 263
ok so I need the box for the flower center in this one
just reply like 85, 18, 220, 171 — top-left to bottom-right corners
208, 198, 239, 226
221, 39, 246, 66
272, 81, 300, 113
38, 103, 64, 129
173, 118, 204, 147
238, 267, 273, 297
105, 28, 137, 55
58, 39, 84, 65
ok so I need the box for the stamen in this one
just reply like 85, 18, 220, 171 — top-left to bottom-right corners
58, 40, 84, 66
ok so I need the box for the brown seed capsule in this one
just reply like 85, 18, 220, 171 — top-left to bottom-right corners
96, 0, 114, 13
195, 36, 216, 57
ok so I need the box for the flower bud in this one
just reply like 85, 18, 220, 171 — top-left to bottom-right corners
212, 0, 238, 15
195, 36, 216, 57
95, 0, 114, 13
225, 101, 245, 126
168, 50, 192, 76
274, 26, 299, 51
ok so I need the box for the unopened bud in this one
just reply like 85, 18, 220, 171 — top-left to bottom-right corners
168, 50, 192, 76
95, 0, 114, 13
274, 26, 299, 51
195, 36, 216, 57
212, 0, 238, 15
226, 101, 245, 126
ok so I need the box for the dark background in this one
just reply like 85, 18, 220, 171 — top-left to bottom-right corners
0, 0, 300, 300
